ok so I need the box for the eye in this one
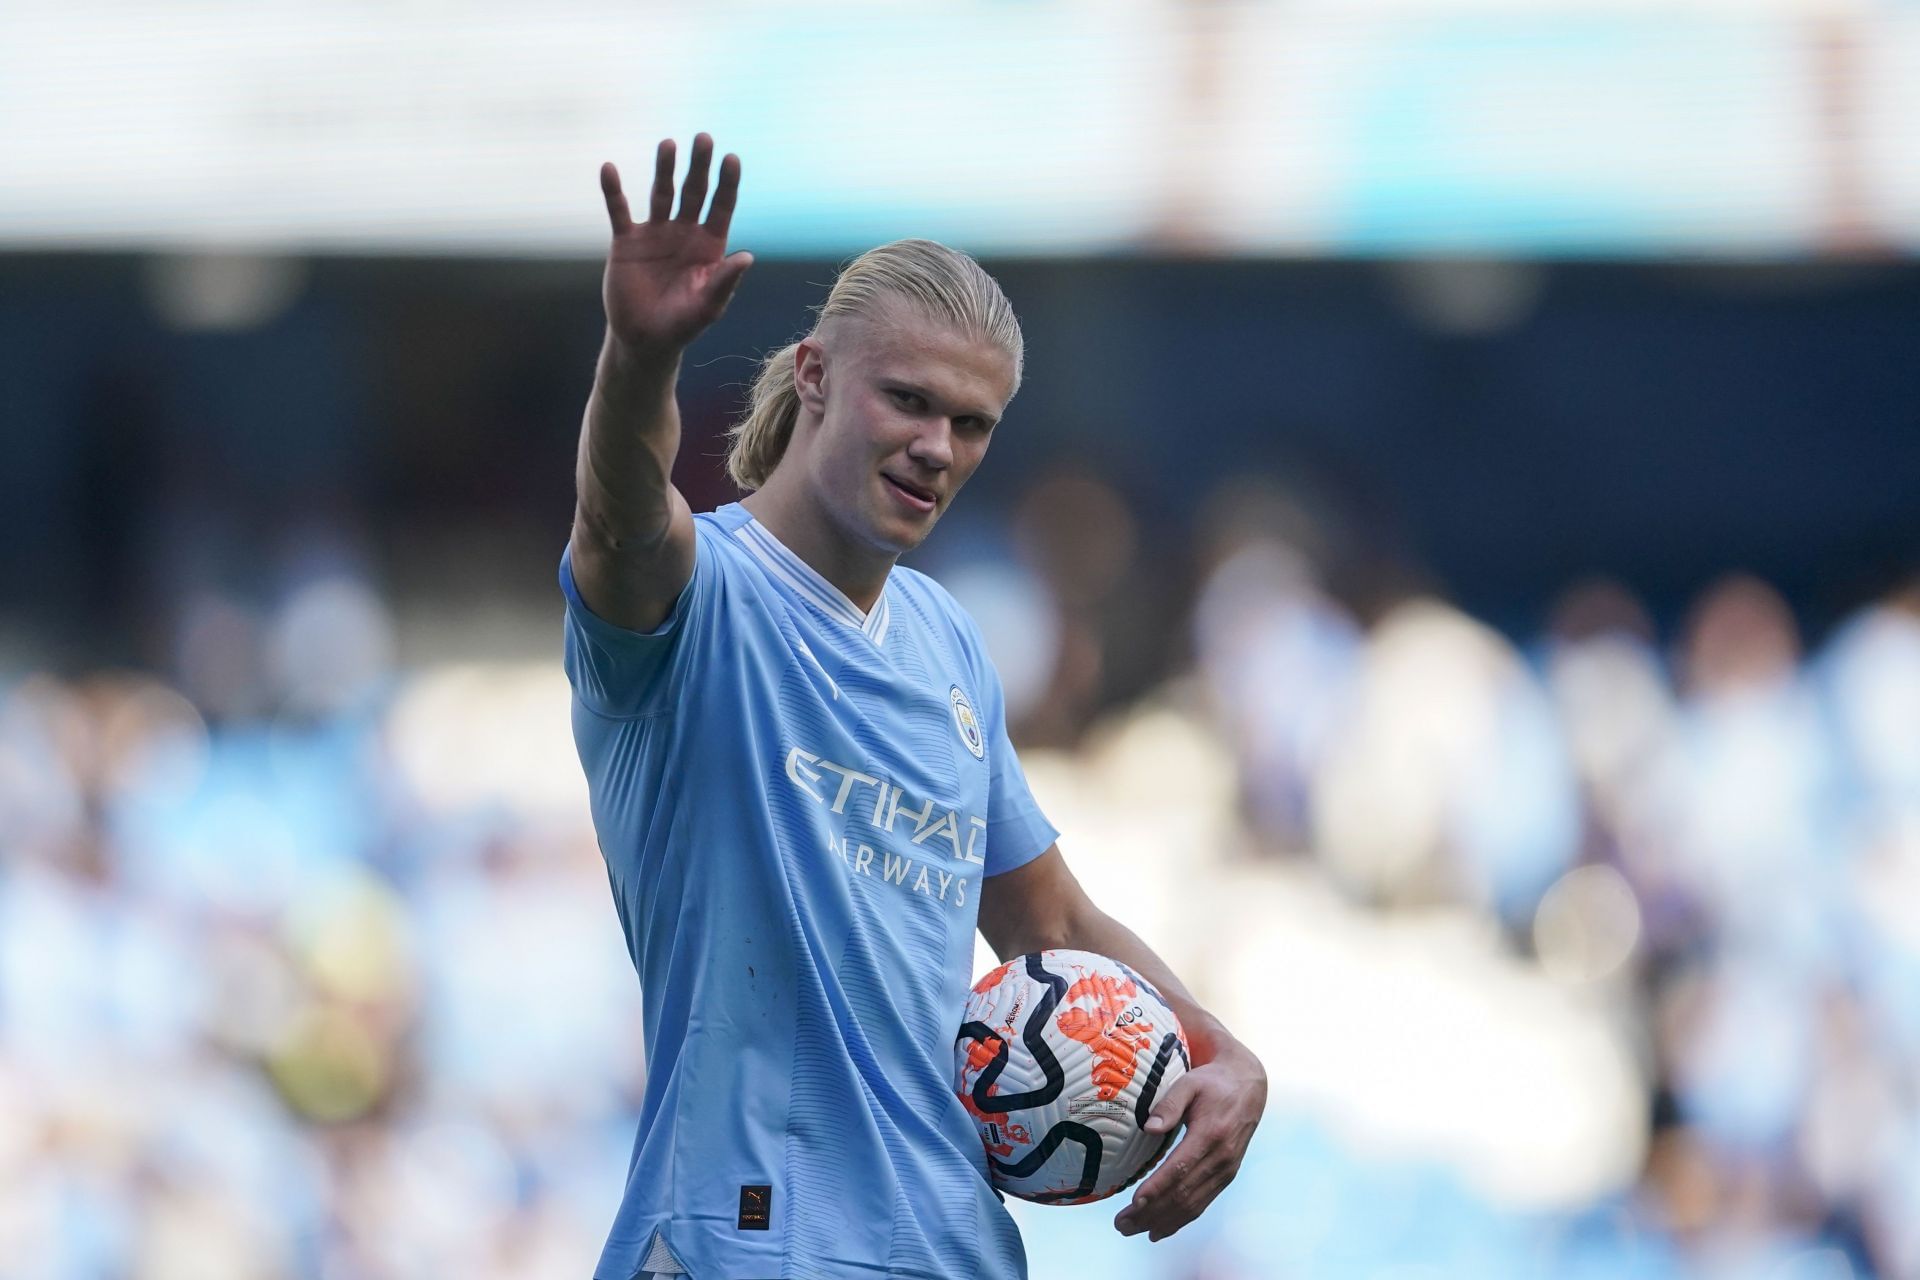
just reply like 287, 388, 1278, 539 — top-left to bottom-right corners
888, 388, 926, 411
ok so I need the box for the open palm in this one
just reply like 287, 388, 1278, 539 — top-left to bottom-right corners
599, 134, 752, 357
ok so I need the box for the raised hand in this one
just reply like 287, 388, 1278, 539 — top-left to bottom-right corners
598, 134, 752, 360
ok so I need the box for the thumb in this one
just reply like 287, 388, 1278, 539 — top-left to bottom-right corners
707, 250, 754, 315
1143, 1073, 1197, 1136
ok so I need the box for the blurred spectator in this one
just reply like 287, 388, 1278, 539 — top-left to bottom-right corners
5, 539, 1918, 1279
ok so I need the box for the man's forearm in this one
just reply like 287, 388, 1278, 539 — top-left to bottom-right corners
574, 332, 684, 547
1057, 904, 1242, 1067
1084, 899, 1268, 1241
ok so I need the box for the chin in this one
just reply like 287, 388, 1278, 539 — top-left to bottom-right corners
829, 500, 918, 560
875, 522, 931, 556
870, 509, 938, 556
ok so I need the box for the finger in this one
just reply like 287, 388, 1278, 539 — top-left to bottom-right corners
1132, 1164, 1174, 1207
703, 250, 754, 318
1149, 1160, 1237, 1237
1119, 1192, 1193, 1240
1132, 1150, 1186, 1206
676, 132, 714, 222
1143, 1073, 1197, 1137
648, 139, 676, 222
1114, 1193, 1151, 1236
1130, 1128, 1219, 1208
1117, 1146, 1195, 1235
704, 152, 742, 239
706, 151, 741, 241
600, 163, 632, 235
1146, 1173, 1227, 1242
1121, 1205, 1190, 1243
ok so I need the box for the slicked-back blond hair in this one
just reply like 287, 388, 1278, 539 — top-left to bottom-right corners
725, 239, 1023, 491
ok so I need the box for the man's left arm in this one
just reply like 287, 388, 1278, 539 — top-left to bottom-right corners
976, 845, 1268, 1242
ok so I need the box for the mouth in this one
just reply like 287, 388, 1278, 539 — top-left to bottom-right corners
882, 473, 939, 512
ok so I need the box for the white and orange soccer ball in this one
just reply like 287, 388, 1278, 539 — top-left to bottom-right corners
954, 949, 1190, 1204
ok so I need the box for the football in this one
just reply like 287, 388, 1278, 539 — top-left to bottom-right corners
955, 949, 1191, 1204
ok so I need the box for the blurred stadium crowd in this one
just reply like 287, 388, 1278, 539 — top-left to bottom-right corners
3, 462, 1916, 1279
7, 0, 1919, 1271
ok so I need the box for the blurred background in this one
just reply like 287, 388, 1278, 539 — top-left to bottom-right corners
4, 1, 1920, 1277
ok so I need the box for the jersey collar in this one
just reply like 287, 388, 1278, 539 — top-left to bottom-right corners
733, 516, 894, 644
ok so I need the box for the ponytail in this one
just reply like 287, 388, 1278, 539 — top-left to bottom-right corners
725, 341, 802, 491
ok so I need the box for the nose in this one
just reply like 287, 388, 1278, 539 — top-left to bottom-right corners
906, 419, 954, 471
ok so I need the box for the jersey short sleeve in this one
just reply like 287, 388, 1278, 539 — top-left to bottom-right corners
559, 539, 709, 718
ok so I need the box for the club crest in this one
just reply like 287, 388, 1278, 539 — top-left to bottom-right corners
949, 685, 985, 759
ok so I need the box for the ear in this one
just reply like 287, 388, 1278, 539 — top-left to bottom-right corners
794, 337, 828, 413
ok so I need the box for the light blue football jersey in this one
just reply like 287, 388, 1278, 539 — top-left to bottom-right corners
560, 501, 1058, 1280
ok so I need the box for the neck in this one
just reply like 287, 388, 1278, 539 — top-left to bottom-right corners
740, 483, 895, 615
